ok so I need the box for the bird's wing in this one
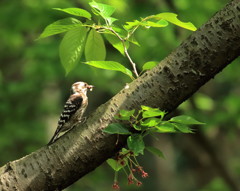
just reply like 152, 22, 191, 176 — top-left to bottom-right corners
58, 95, 83, 128
47, 95, 83, 145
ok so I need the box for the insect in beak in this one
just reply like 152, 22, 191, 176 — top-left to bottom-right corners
87, 85, 94, 91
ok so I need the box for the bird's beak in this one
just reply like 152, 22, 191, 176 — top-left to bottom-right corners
87, 85, 94, 91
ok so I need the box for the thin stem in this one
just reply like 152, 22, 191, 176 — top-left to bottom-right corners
104, 27, 139, 78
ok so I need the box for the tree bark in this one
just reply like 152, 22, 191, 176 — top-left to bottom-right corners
1, 0, 240, 190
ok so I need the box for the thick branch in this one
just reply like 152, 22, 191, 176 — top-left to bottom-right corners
1, 0, 240, 190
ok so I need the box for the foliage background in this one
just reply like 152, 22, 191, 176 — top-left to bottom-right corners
0, 0, 239, 190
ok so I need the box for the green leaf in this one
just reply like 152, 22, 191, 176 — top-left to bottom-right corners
104, 34, 125, 55
85, 61, 133, 79
89, 1, 115, 19
38, 18, 82, 39
146, 146, 165, 158
127, 134, 145, 155
141, 118, 161, 127
127, 35, 140, 46
116, 109, 135, 120
142, 108, 166, 118
124, 20, 141, 31
155, 122, 177, 133
59, 26, 87, 74
154, 12, 197, 31
170, 115, 205, 125
141, 105, 152, 111
103, 123, 131, 135
53, 8, 91, 19
172, 123, 193, 133
124, 19, 168, 31
133, 124, 141, 131
85, 30, 106, 61
142, 61, 158, 71
144, 20, 168, 28
105, 16, 118, 25
107, 159, 125, 171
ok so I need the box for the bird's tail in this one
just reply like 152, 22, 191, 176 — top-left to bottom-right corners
47, 127, 61, 146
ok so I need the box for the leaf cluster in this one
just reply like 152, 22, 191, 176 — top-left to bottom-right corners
103, 105, 204, 171
39, 1, 196, 78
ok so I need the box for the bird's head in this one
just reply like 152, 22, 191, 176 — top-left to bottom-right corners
71, 81, 94, 95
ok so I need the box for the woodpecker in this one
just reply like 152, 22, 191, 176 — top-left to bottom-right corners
48, 81, 93, 145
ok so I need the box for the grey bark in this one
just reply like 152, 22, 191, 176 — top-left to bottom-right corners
1, 0, 240, 190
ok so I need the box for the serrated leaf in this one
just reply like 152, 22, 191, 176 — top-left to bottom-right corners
107, 159, 125, 171
142, 61, 158, 71
103, 123, 131, 135
53, 8, 91, 19
172, 123, 193, 133
146, 146, 165, 158
141, 118, 161, 127
104, 34, 125, 55
85, 61, 133, 79
85, 30, 106, 61
127, 134, 145, 155
155, 122, 177, 133
170, 115, 205, 125
38, 18, 82, 39
154, 12, 197, 31
89, 1, 115, 18
59, 26, 87, 74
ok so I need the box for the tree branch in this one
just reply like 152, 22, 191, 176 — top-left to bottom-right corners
1, 0, 240, 190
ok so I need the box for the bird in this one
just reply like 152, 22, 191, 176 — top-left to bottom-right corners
48, 81, 93, 145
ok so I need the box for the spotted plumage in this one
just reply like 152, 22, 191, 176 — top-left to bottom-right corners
48, 81, 93, 145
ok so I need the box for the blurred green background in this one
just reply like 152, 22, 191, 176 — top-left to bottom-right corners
1, 0, 240, 190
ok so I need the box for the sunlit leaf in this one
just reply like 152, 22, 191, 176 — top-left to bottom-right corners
146, 146, 165, 158
104, 34, 125, 55
89, 1, 115, 18
85, 61, 133, 79
53, 8, 91, 19
103, 123, 131, 134
141, 118, 161, 127
141, 105, 152, 111
144, 20, 168, 28
154, 12, 197, 31
59, 26, 87, 74
124, 20, 141, 30
105, 16, 118, 25
127, 134, 145, 155
142, 108, 166, 118
85, 29, 106, 61
155, 122, 177, 133
142, 61, 158, 71
170, 115, 205, 125
38, 18, 82, 39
